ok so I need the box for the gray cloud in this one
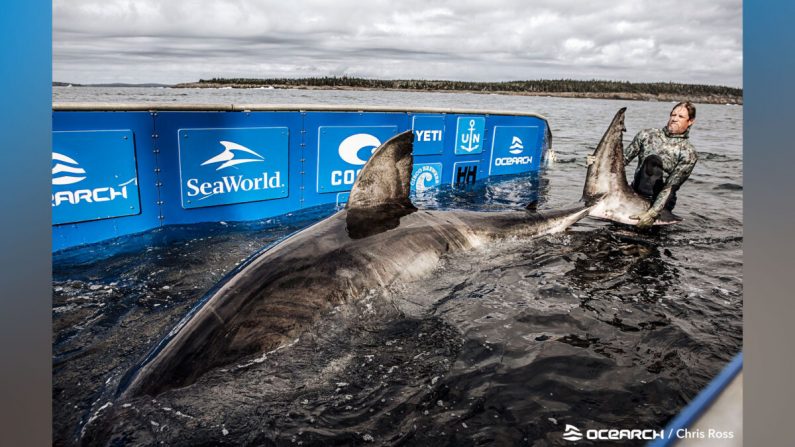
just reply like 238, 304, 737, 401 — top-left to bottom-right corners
53, 0, 742, 86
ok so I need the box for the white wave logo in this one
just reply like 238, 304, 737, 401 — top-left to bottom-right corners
509, 136, 524, 154
201, 141, 265, 171
411, 165, 441, 192
338, 133, 381, 165
52, 152, 87, 185
563, 424, 583, 442
415, 171, 436, 191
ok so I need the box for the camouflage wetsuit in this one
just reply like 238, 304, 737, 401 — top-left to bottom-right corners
624, 127, 698, 214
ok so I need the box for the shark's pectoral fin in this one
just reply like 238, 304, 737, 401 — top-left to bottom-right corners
347, 130, 416, 211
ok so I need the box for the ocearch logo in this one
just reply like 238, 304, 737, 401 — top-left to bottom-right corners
201, 141, 265, 170
51, 152, 132, 207
52, 152, 87, 185
561, 424, 665, 442
495, 135, 532, 166
509, 136, 524, 154
331, 133, 382, 186
563, 425, 583, 441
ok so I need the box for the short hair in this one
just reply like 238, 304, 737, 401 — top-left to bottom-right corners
672, 101, 696, 120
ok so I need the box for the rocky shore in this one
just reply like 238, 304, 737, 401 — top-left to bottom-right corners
172, 82, 742, 105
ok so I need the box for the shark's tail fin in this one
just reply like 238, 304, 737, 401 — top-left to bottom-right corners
582, 107, 634, 205
582, 108, 682, 226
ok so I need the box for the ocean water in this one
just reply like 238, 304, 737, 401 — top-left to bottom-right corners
52, 87, 742, 446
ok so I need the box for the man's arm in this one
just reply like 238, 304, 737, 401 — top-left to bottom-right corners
648, 149, 698, 215
631, 146, 697, 228
623, 131, 644, 166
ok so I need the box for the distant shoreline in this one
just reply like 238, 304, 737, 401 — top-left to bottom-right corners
53, 79, 743, 105
175, 83, 743, 105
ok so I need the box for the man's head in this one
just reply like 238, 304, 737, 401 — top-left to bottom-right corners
667, 101, 696, 135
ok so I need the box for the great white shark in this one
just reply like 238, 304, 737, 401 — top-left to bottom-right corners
117, 108, 661, 398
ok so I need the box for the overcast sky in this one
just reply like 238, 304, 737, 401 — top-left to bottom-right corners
53, 0, 743, 87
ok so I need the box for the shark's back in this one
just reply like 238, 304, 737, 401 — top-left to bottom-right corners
118, 130, 594, 398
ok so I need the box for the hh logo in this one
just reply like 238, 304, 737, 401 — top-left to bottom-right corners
178, 127, 289, 209
52, 130, 141, 225
411, 163, 442, 191
317, 126, 397, 193
452, 161, 479, 187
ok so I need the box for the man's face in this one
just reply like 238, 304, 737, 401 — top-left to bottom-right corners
667, 106, 694, 135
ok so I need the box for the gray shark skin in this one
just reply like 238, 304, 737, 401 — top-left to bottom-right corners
583, 107, 682, 225
119, 128, 605, 399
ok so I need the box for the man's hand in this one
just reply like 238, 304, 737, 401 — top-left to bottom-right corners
586, 155, 596, 166
630, 209, 658, 229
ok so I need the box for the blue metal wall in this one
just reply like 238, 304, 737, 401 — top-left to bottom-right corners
52, 108, 550, 251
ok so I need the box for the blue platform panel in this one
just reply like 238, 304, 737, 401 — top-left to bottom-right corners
488, 126, 541, 176
52, 111, 160, 251
454, 116, 486, 155
411, 115, 445, 155
177, 127, 289, 209
153, 111, 303, 226
316, 125, 398, 194
451, 160, 482, 187
52, 130, 141, 225
52, 108, 550, 251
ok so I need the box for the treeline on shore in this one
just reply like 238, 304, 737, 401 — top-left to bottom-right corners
184, 77, 741, 98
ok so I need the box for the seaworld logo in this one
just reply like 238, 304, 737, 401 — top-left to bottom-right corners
186, 172, 282, 200
187, 140, 283, 201
201, 141, 265, 170
51, 152, 132, 207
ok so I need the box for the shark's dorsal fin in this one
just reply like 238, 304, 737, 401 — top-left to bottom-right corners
346, 130, 415, 210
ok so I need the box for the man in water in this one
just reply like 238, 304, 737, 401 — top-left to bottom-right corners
591, 102, 698, 228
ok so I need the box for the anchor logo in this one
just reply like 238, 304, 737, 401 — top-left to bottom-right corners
459, 119, 481, 152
